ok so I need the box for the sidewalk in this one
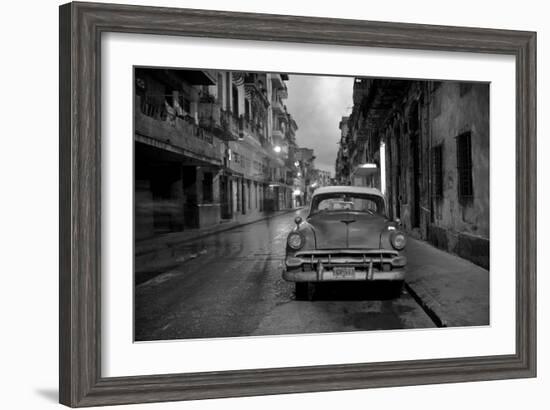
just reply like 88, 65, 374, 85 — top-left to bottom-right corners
135, 208, 299, 284
404, 237, 490, 327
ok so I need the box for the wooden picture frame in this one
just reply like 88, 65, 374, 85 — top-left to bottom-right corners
59, 1, 536, 407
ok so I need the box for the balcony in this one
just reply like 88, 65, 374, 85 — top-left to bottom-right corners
135, 96, 221, 163
279, 82, 288, 99
240, 116, 253, 137
220, 110, 244, 141
198, 101, 223, 137
272, 128, 284, 142
271, 73, 284, 89
271, 96, 285, 115
198, 99, 244, 142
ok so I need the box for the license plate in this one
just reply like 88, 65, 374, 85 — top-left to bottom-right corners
332, 267, 356, 279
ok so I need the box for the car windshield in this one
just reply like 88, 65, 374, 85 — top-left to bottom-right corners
310, 192, 385, 215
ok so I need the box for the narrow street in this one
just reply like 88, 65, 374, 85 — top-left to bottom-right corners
133, 69, 491, 343
135, 209, 437, 341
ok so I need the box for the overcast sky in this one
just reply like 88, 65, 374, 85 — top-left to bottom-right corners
285, 74, 354, 176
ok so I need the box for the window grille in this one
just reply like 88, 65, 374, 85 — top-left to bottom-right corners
456, 131, 473, 202
431, 144, 443, 199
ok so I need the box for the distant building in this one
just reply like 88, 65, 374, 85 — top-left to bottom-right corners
335, 116, 350, 184
312, 169, 332, 188
294, 147, 317, 203
336, 78, 489, 269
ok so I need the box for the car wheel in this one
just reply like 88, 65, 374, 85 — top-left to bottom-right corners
389, 280, 404, 298
295, 282, 307, 300
306, 282, 316, 301
295, 282, 315, 301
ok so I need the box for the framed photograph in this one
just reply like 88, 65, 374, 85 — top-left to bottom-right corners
59, 1, 536, 407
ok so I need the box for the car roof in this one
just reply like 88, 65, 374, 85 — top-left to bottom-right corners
311, 186, 384, 197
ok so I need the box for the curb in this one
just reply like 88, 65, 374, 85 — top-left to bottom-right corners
404, 281, 447, 328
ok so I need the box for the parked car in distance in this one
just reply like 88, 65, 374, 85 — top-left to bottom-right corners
282, 186, 407, 300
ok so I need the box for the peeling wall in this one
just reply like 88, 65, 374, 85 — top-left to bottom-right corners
382, 81, 490, 268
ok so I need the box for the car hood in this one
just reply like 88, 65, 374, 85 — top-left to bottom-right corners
306, 212, 388, 249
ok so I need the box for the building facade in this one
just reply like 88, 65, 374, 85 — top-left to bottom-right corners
134, 69, 298, 240
336, 78, 490, 268
294, 147, 317, 204
311, 169, 332, 188
335, 116, 351, 185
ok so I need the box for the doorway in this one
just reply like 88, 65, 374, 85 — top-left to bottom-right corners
409, 102, 421, 229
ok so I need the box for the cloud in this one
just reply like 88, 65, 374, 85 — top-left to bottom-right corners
285, 74, 354, 176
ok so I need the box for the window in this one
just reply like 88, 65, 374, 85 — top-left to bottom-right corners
217, 73, 224, 104
311, 193, 385, 215
249, 181, 252, 209
245, 98, 250, 121
259, 185, 263, 211
236, 180, 241, 212
431, 144, 443, 199
202, 172, 213, 203
456, 131, 473, 202
232, 85, 239, 117
178, 95, 191, 113
164, 86, 174, 105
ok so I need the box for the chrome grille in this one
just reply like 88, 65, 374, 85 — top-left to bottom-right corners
290, 249, 400, 270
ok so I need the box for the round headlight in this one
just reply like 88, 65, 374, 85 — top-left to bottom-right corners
391, 231, 407, 250
287, 232, 304, 250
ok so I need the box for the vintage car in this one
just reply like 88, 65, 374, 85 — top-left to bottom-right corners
282, 186, 407, 300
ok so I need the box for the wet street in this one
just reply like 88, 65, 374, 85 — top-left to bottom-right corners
135, 209, 437, 341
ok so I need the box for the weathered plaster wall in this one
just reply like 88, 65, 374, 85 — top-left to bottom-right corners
430, 82, 490, 240
382, 81, 490, 268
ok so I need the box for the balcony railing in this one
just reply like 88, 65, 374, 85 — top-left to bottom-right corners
135, 96, 219, 159
198, 101, 223, 137
220, 110, 243, 141
271, 97, 285, 114
139, 96, 168, 121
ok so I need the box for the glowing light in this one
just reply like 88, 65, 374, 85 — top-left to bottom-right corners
380, 142, 386, 195
273, 145, 282, 153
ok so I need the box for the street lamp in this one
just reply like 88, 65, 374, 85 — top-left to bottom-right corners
273, 145, 282, 153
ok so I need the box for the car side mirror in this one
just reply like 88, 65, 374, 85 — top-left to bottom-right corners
294, 216, 302, 227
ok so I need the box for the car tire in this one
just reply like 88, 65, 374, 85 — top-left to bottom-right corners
295, 282, 307, 300
389, 280, 404, 298
306, 282, 316, 301
295, 282, 315, 301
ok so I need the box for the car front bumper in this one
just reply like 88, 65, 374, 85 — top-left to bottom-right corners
282, 267, 405, 282
282, 249, 406, 282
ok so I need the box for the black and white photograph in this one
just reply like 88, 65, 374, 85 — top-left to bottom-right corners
134, 68, 490, 342
1, 0, 543, 408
